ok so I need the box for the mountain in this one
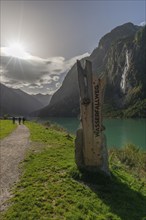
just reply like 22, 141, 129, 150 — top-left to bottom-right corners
0, 84, 43, 116
32, 93, 52, 107
37, 23, 146, 118
103, 25, 146, 117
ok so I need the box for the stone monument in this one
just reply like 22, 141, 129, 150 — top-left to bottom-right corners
75, 60, 110, 176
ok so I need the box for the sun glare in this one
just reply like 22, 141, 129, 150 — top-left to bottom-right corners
7, 43, 30, 59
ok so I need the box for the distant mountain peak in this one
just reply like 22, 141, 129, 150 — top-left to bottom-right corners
99, 22, 140, 50
0, 83, 43, 116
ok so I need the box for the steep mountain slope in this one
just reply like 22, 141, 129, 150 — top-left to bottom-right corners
104, 25, 146, 117
38, 63, 80, 117
38, 23, 145, 118
32, 94, 52, 107
0, 84, 43, 116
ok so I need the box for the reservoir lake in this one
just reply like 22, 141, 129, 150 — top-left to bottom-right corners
37, 118, 146, 150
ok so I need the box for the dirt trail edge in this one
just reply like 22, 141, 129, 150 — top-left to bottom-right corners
0, 124, 30, 211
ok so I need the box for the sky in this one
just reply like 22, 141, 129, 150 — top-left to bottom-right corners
0, 0, 146, 94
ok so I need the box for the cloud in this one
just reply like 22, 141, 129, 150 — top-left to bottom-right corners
55, 82, 61, 88
0, 47, 89, 94
139, 21, 146, 26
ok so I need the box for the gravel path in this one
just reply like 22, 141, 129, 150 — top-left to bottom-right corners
0, 124, 30, 211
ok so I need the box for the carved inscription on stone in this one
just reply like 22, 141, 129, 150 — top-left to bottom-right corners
94, 83, 100, 137
75, 60, 110, 176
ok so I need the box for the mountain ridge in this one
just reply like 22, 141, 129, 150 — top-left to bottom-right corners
0, 83, 43, 116
32, 93, 52, 107
37, 22, 145, 118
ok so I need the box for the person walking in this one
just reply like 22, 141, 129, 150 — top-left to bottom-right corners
12, 117, 15, 124
18, 117, 21, 125
22, 117, 25, 124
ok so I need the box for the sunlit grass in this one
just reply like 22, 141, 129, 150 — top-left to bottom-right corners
2, 121, 146, 220
0, 119, 17, 139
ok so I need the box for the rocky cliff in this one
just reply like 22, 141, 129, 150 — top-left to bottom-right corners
38, 23, 146, 118
104, 25, 146, 117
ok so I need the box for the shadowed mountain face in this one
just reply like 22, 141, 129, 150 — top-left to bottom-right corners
0, 84, 43, 116
32, 94, 52, 107
37, 23, 146, 118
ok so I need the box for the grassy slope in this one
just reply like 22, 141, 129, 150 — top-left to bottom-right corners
2, 122, 146, 220
0, 120, 17, 139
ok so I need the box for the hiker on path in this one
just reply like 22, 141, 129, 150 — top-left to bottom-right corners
12, 117, 15, 124
18, 117, 21, 125
22, 117, 25, 124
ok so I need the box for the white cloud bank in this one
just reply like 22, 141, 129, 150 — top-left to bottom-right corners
139, 21, 146, 26
0, 47, 90, 94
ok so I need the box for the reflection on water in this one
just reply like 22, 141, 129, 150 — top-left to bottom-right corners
36, 117, 146, 150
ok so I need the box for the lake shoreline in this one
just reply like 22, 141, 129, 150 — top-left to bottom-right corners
29, 117, 146, 150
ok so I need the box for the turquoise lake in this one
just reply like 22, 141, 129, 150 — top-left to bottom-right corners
37, 118, 146, 150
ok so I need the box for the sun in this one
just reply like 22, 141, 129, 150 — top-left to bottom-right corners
6, 43, 30, 59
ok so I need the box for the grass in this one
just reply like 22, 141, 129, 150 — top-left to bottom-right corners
109, 144, 146, 179
0, 119, 17, 139
1, 121, 146, 220
43, 121, 67, 133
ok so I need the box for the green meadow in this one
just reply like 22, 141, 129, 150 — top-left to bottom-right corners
0, 119, 17, 139
1, 121, 146, 220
